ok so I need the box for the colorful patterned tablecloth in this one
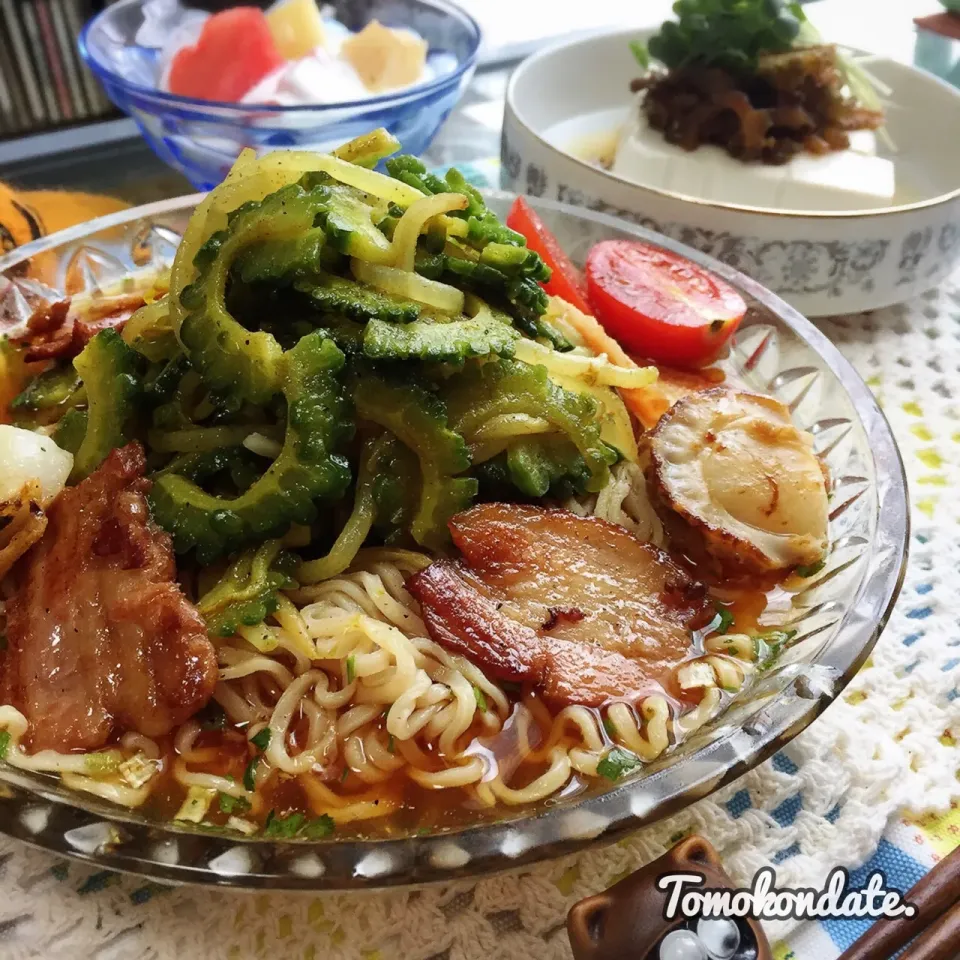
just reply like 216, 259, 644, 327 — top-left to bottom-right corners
1, 273, 958, 960
1, 151, 958, 960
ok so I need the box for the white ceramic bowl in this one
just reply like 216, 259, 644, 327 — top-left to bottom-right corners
502, 29, 960, 317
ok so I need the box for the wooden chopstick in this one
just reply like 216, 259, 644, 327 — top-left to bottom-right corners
837, 845, 960, 960
900, 899, 960, 960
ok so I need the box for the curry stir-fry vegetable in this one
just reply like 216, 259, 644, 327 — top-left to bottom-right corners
6, 130, 659, 635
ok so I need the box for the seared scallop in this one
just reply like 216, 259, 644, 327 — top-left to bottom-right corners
647, 388, 828, 577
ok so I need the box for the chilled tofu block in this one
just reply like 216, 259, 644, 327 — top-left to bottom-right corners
266, 0, 328, 60
612, 113, 895, 211
341, 20, 427, 92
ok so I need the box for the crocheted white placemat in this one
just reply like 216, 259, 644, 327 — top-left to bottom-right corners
1, 280, 958, 960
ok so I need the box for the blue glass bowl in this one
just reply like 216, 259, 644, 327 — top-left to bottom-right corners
79, 0, 481, 190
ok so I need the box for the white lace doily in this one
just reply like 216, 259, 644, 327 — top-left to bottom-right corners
2, 281, 959, 960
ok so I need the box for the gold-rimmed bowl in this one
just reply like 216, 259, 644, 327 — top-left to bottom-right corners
502, 29, 960, 317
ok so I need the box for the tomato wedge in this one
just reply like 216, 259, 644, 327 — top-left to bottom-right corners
506, 197, 592, 315
585, 240, 746, 368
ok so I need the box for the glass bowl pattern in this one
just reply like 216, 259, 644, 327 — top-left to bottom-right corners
0, 195, 908, 890
79, 0, 481, 190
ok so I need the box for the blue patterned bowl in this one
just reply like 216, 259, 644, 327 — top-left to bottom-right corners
79, 0, 480, 190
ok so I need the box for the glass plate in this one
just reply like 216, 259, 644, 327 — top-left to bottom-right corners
0, 194, 908, 890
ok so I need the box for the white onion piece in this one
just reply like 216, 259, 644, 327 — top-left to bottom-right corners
0, 425, 72, 504
390, 193, 468, 271
277, 151, 424, 206
513, 338, 658, 389
351, 259, 464, 314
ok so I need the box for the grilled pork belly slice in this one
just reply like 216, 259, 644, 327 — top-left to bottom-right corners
407, 504, 710, 707
1, 443, 217, 752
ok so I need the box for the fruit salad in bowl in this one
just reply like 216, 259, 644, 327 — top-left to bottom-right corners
80, 0, 480, 190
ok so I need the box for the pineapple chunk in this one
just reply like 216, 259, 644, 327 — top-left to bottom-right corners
341, 20, 427, 92
267, 0, 327, 60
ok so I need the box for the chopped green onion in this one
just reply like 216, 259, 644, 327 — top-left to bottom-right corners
473, 684, 488, 713
264, 810, 306, 839
596, 747, 642, 781
218, 793, 252, 815
250, 727, 271, 751
754, 628, 798, 670
346, 655, 356, 684
602, 715, 616, 739
712, 604, 735, 635
303, 815, 335, 839
243, 756, 260, 792
795, 559, 825, 578
0, 731, 10, 760
387, 734, 395, 754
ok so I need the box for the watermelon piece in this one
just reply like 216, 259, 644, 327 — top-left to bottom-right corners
167, 8, 285, 102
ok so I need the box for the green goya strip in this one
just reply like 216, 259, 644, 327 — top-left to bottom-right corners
178, 183, 334, 405
234, 229, 330, 285
53, 408, 88, 455
10, 364, 81, 415
317, 185, 393, 262
71, 329, 143, 480
353, 374, 476, 549
505, 436, 593, 498
416, 252, 565, 349
332, 127, 401, 168
362, 310, 519, 363
384, 156, 527, 249
149, 333, 353, 562
445, 358, 616, 494
295, 273, 421, 324
198, 539, 298, 638
297, 433, 390, 584
371, 436, 419, 544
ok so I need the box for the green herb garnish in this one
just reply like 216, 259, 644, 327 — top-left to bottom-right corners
303, 815, 335, 840
243, 756, 260, 792
629, 39, 650, 69
264, 810, 306, 838
346, 655, 356, 684
795, 559, 825, 578
250, 727, 271, 751
387, 733, 395, 754
712, 603, 735, 635
218, 792, 252, 815
754, 628, 798, 670
602, 715, 616, 739
0, 731, 10, 760
638, 0, 806, 73
262, 810, 334, 839
596, 747, 642, 781
473, 684, 488, 713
